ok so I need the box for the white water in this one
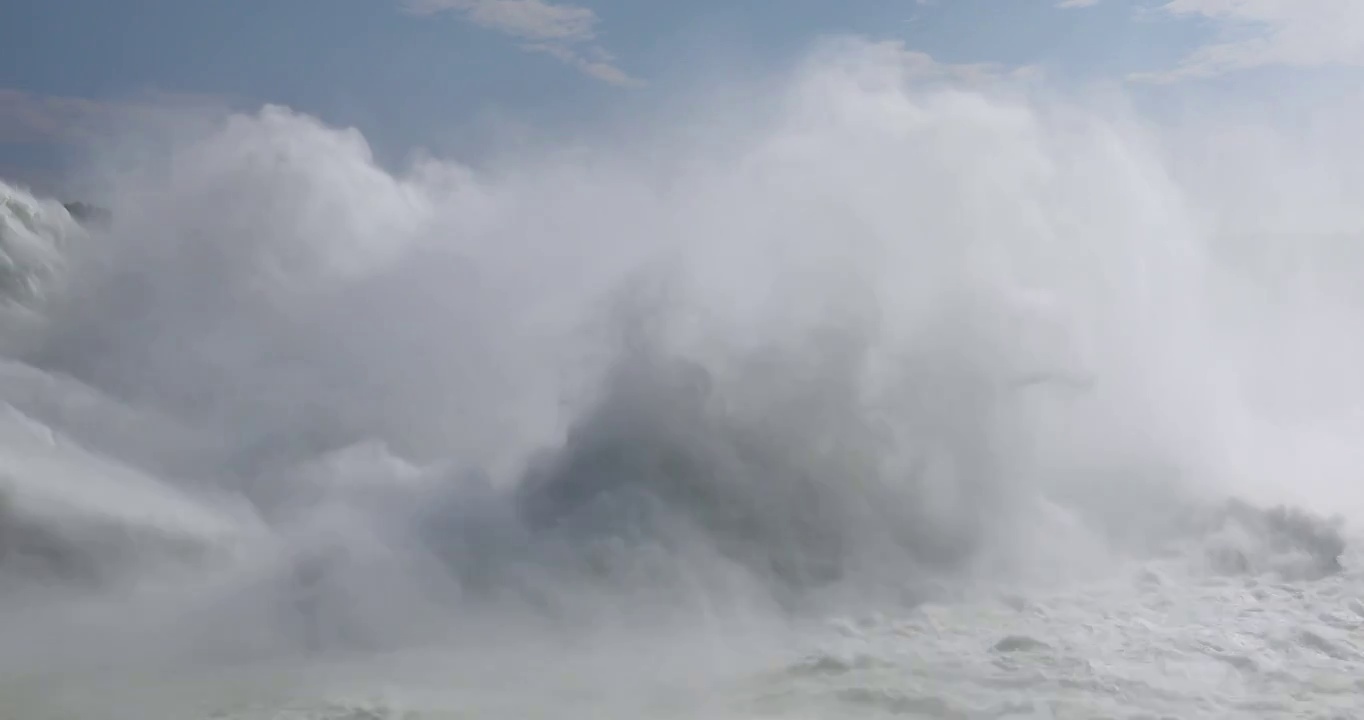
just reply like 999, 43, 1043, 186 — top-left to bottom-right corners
2, 37, 1364, 718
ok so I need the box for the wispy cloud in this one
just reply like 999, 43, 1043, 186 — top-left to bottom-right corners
0, 88, 238, 145
1128, 0, 1364, 82
0, 89, 116, 144
803, 39, 1044, 91
1055, 0, 1101, 8
895, 49, 1043, 84
401, 0, 641, 87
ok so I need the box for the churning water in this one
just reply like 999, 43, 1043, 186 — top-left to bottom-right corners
2, 38, 1363, 719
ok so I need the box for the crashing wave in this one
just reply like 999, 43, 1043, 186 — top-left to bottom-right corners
0, 402, 262, 589
0, 181, 79, 309
512, 306, 1093, 602
1195, 500, 1345, 580
0, 58, 1357, 672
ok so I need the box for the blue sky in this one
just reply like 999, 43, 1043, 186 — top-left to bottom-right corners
2, 0, 1361, 195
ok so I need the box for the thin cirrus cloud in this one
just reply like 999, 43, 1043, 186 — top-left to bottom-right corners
1060, 0, 1364, 81
400, 0, 642, 87
0, 89, 116, 144
0, 89, 235, 146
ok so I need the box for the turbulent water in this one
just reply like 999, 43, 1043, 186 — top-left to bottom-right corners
3, 38, 1364, 719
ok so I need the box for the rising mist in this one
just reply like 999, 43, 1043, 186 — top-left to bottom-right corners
0, 36, 1360, 718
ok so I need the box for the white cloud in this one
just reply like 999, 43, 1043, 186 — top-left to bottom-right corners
523, 42, 640, 87
401, 0, 640, 86
405, 0, 592, 41
1055, 0, 1101, 8
1131, 0, 1364, 81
